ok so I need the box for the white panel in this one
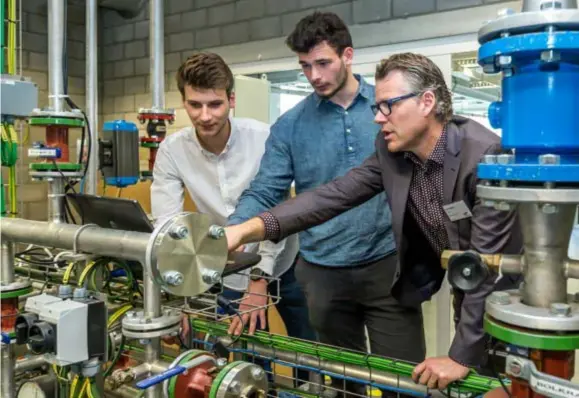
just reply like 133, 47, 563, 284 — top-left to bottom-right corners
233, 75, 271, 124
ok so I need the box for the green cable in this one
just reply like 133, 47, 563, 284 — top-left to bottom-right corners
191, 319, 503, 395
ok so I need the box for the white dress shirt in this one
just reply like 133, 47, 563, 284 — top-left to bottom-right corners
150, 117, 299, 291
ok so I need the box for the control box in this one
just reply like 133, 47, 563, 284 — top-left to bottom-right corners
16, 293, 107, 366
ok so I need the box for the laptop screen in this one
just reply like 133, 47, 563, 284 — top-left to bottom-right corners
66, 193, 154, 233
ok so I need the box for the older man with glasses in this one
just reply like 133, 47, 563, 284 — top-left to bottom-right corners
223, 52, 523, 392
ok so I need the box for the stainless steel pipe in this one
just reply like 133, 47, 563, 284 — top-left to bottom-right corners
1, 242, 15, 283
144, 269, 162, 398
47, 178, 65, 224
565, 260, 579, 280
518, 203, 575, 307
149, 0, 164, 109
48, 0, 65, 113
1, 242, 16, 398
1, 342, 15, 398
1, 218, 150, 263
15, 355, 47, 373
85, 0, 99, 195
219, 337, 445, 398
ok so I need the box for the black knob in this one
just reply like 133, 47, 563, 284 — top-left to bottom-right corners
14, 313, 38, 345
28, 322, 55, 355
447, 251, 489, 293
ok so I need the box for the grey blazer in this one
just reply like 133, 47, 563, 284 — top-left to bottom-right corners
267, 115, 523, 366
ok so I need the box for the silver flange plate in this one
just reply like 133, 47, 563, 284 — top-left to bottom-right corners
486, 290, 579, 331
146, 212, 228, 297
0, 279, 31, 292
214, 362, 268, 398
121, 309, 182, 339
477, 185, 579, 203
479, 9, 579, 43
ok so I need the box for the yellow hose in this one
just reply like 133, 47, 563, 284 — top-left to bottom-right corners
7, 0, 16, 74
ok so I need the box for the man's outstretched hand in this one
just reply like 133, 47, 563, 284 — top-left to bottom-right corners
224, 217, 267, 252
227, 279, 268, 336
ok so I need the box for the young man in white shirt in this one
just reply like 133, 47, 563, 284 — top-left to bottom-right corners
150, 52, 315, 384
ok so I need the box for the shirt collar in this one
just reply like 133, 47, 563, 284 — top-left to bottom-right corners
404, 126, 448, 168
189, 117, 236, 158
314, 74, 372, 108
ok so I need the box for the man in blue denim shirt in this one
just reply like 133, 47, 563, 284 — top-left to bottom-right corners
229, 12, 425, 397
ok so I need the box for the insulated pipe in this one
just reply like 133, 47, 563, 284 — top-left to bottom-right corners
0, 218, 150, 263
218, 336, 446, 398
149, 0, 164, 109
85, 0, 98, 195
48, 0, 65, 113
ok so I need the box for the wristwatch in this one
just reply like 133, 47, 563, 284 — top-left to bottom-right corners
249, 268, 270, 282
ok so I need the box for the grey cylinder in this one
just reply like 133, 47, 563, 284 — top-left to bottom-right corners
518, 203, 574, 307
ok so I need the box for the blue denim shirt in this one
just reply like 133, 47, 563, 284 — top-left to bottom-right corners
229, 75, 396, 266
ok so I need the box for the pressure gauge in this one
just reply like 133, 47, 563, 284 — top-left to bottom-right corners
16, 375, 56, 398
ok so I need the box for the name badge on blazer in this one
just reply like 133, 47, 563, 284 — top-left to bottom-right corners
443, 201, 472, 222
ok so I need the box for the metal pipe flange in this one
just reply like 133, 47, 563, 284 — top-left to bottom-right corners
121, 308, 182, 339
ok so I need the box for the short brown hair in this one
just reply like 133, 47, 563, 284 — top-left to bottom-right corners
176, 52, 234, 98
375, 53, 453, 123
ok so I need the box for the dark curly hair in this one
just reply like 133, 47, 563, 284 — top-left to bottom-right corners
285, 12, 352, 55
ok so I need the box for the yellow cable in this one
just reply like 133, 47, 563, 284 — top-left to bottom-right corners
63, 261, 76, 285
9, 164, 17, 216
23, 122, 30, 145
78, 379, 89, 398
7, 0, 16, 74
77, 261, 99, 287
86, 382, 95, 398
69, 375, 79, 398
107, 304, 133, 328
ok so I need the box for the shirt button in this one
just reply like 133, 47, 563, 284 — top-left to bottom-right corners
346, 128, 351, 134
348, 146, 354, 152
345, 111, 349, 115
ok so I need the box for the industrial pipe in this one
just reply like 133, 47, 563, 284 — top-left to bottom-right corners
1, 242, 15, 284
441, 250, 523, 274
143, 267, 162, 398
1, 218, 150, 262
48, 0, 65, 113
565, 260, 579, 280
15, 355, 46, 373
1, 242, 15, 398
85, 0, 98, 195
149, 0, 164, 109
1, 341, 15, 398
47, 179, 65, 223
218, 336, 446, 398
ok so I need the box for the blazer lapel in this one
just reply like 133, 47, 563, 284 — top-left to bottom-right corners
390, 156, 413, 248
443, 123, 462, 249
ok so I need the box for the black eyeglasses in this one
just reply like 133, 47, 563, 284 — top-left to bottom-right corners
371, 92, 420, 117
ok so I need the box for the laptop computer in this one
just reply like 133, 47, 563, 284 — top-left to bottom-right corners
66, 193, 154, 233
